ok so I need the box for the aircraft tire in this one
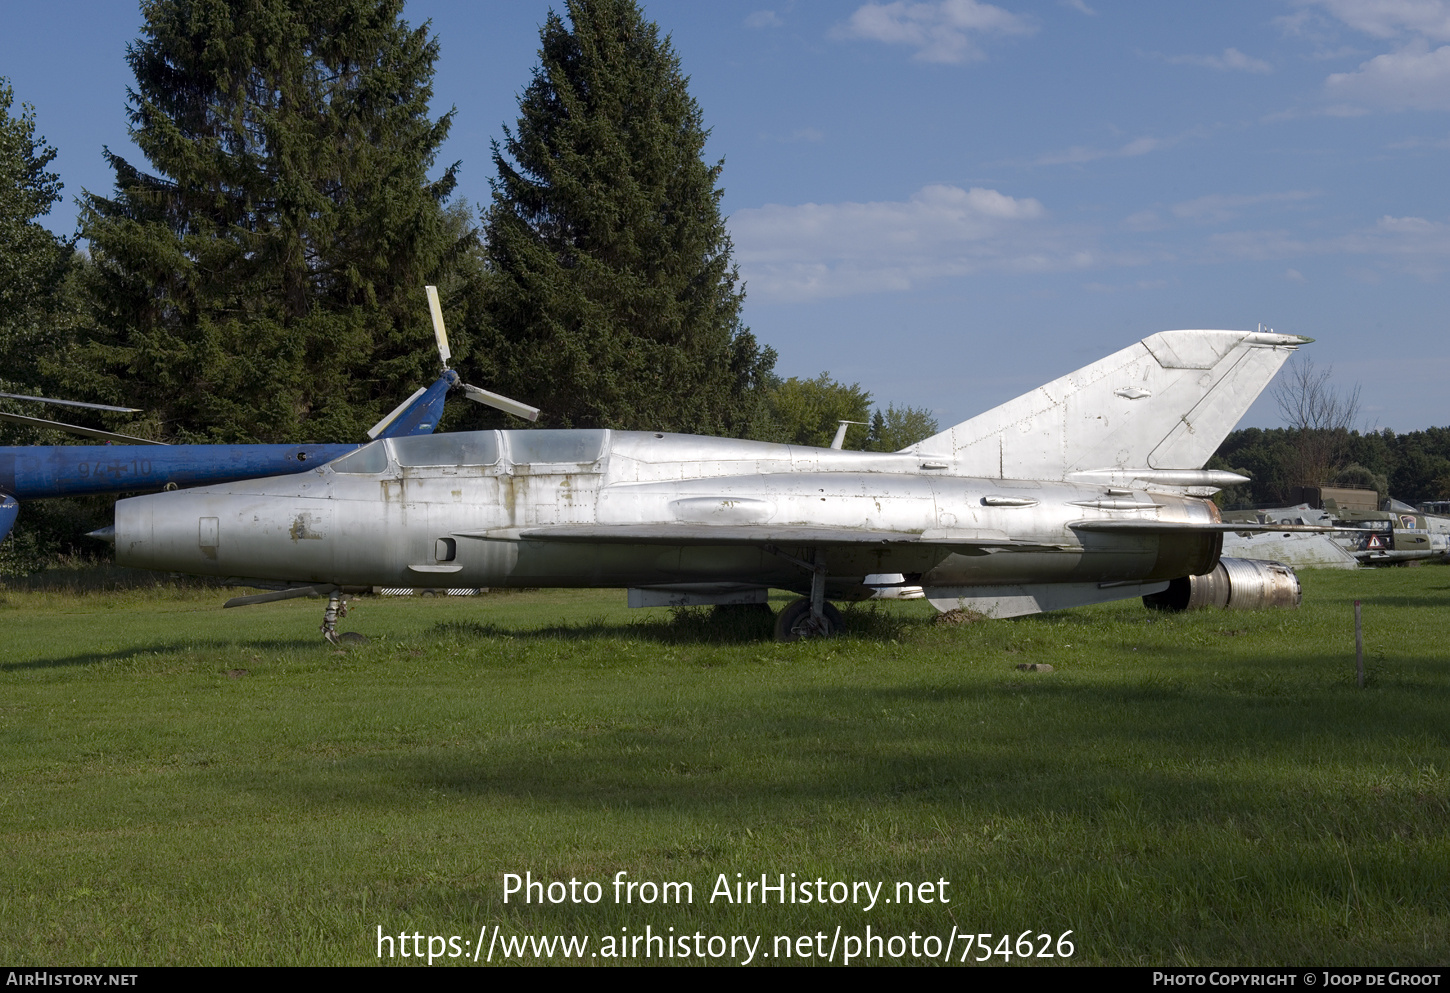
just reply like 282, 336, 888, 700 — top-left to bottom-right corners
774, 598, 843, 642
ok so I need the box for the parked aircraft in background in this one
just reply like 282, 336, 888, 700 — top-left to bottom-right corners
101, 328, 1325, 642
1333, 502, 1450, 565
1220, 507, 1359, 570
0, 288, 537, 548
1224, 499, 1450, 567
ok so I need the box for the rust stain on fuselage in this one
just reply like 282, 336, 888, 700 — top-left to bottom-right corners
289, 512, 325, 541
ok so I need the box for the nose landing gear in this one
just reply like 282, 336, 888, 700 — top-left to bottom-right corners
321, 593, 368, 645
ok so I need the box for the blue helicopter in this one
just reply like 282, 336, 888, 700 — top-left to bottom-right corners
0, 287, 538, 547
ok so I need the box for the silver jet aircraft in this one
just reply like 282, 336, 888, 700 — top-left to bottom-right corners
106, 328, 1314, 641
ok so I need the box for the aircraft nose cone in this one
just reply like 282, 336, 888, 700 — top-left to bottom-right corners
87, 525, 116, 545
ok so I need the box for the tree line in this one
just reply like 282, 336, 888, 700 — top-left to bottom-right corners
1208, 356, 1450, 509
1210, 426, 1450, 509
1, 0, 936, 570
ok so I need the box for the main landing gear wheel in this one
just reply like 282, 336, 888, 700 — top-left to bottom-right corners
774, 598, 843, 642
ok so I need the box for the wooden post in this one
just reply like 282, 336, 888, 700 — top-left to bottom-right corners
1354, 599, 1364, 689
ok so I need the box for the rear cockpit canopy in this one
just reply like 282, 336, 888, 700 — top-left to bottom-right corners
393, 432, 501, 467
326, 429, 610, 474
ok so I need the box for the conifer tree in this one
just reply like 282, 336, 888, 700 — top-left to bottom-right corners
0, 79, 74, 406
479, 0, 774, 434
73, 0, 468, 443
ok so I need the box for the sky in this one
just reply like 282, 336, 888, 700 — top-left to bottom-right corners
3, 0, 1448, 432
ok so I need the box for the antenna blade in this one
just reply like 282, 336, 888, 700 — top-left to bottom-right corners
830, 420, 867, 450
0, 410, 170, 445
462, 384, 540, 422
0, 392, 143, 413
426, 285, 451, 368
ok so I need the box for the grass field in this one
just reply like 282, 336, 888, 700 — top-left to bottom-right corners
2, 569, 1448, 966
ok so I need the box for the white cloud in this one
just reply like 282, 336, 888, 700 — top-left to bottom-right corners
1083, 278, 1168, 293
731, 184, 1450, 302
1122, 210, 1164, 232
1387, 130, 1450, 144
1325, 41, 1450, 109
1169, 191, 1319, 223
1291, 0, 1450, 42
1060, 0, 1096, 14
1309, 44, 1370, 59
1117, 192, 1318, 235
1157, 48, 1274, 73
834, 0, 1036, 63
1286, 2, 1450, 110
1034, 134, 1173, 166
1204, 213, 1450, 278
745, 10, 783, 29
728, 184, 1106, 301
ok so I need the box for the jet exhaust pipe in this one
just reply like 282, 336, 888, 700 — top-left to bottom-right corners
1143, 557, 1302, 612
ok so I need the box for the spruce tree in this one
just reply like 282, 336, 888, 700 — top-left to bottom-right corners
0, 79, 74, 406
480, 0, 774, 434
73, 0, 468, 443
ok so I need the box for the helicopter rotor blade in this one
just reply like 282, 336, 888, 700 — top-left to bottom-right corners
461, 384, 541, 422
425, 285, 451, 370
0, 392, 143, 414
0, 410, 169, 445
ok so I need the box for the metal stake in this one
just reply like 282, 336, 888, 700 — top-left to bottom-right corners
1354, 599, 1364, 689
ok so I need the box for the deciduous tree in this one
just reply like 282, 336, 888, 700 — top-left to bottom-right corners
866, 403, 939, 452
762, 373, 872, 449
1272, 355, 1362, 487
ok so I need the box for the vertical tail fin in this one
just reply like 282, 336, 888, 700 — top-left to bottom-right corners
906, 329, 1309, 479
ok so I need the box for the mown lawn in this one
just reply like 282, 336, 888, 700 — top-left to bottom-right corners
2, 569, 1447, 965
